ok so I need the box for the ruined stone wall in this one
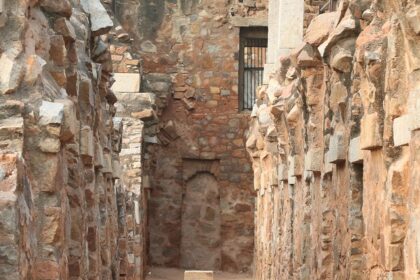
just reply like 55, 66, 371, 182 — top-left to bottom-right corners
248, 0, 420, 279
112, 0, 268, 273
0, 0, 146, 279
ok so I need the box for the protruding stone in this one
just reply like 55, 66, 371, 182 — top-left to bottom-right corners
39, 138, 61, 153
361, 112, 382, 150
112, 159, 121, 179
111, 73, 141, 93
56, 99, 78, 142
305, 148, 322, 172
393, 115, 412, 147
328, 132, 346, 163
80, 126, 94, 165
407, 6, 420, 35
349, 137, 363, 164
304, 12, 336, 46
38, 101, 64, 126
80, 0, 113, 36
0, 50, 23, 95
39, 0, 72, 17
184, 270, 214, 280
54, 18, 76, 42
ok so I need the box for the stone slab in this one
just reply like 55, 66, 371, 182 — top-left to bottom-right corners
112, 73, 141, 93
39, 101, 64, 126
393, 114, 412, 147
305, 148, 322, 172
349, 136, 363, 164
328, 132, 346, 163
361, 112, 382, 150
80, 0, 113, 35
184, 270, 213, 280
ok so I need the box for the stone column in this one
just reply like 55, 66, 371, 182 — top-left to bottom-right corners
264, 0, 304, 83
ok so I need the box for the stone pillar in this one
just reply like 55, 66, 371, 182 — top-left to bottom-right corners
264, 0, 304, 83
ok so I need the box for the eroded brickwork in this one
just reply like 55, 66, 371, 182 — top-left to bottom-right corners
248, 0, 420, 279
0, 0, 146, 279
113, 0, 268, 273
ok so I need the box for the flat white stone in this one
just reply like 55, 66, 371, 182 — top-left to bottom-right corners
184, 270, 213, 280
349, 137, 363, 164
393, 115, 412, 147
111, 73, 141, 93
39, 101, 64, 126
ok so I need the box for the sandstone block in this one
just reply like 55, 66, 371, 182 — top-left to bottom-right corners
94, 143, 105, 168
39, 101, 64, 126
304, 12, 335, 46
393, 115, 412, 147
56, 99, 78, 142
49, 35, 66, 66
349, 137, 363, 164
39, 0, 72, 17
0, 50, 22, 95
361, 112, 382, 150
324, 152, 333, 174
39, 138, 61, 153
305, 148, 322, 172
278, 164, 288, 181
330, 82, 348, 109
80, 126, 94, 164
80, 0, 113, 35
112, 159, 121, 179
407, 6, 420, 35
112, 73, 141, 93
54, 18, 76, 42
328, 132, 346, 163
102, 152, 112, 174
184, 270, 213, 280
79, 76, 94, 107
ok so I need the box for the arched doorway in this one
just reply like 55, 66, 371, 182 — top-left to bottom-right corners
180, 172, 221, 270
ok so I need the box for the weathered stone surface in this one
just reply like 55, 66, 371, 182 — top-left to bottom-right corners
38, 101, 64, 126
39, 0, 72, 17
304, 12, 336, 46
361, 113, 382, 150
407, 6, 420, 35
80, 0, 113, 35
80, 126, 94, 164
54, 18, 76, 42
111, 73, 141, 93
349, 137, 363, 164
393, 115, 412, 147
0, 50, 22, 95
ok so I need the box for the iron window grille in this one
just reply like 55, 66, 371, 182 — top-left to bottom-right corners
239, 27, 268, 111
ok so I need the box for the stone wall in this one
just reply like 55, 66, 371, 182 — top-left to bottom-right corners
248, 0, 420, 279
0, 0, 147, 279
113, 0, 268, 273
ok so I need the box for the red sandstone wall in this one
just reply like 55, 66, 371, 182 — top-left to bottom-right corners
248, 0, 420, 279
112, 0, 269, 273
0, 0, 147, 279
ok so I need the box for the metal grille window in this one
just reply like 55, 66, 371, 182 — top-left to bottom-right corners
239, 27, 268, 111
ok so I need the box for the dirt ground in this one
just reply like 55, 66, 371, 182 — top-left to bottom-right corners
145, 267, 253, 280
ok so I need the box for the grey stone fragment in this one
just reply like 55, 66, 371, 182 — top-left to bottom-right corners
328, 132, 346, 163
80, 0, 113, 35
38, 101, 64, 126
